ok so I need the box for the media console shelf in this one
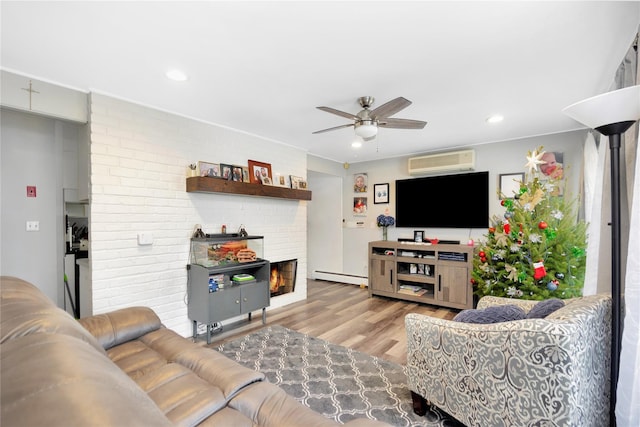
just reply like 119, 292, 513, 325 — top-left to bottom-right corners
368, 240, 474, 310
186, 177, 312, 201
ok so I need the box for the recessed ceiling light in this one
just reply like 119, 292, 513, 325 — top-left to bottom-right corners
352, 140, 362, 148
166, 69, 188, 81
486, 114, 504, 124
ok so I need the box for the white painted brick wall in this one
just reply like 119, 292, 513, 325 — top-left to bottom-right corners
89, 93, 308, 336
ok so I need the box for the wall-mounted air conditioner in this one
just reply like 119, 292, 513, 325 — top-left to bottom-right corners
408, 149, 475, 175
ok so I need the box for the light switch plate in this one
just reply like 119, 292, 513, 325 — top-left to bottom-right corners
137, 233, 153, 245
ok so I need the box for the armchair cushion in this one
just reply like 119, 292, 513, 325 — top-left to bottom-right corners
453, 304, 526, 324
526, 298, 565, 319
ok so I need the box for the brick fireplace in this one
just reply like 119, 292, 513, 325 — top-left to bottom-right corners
270, 259, 297, 297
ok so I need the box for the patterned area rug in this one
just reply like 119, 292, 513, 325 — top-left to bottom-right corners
216, 325, 464, 427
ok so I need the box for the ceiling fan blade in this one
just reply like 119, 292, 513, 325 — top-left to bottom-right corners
316, 106, 359, 120
370, 97, 412, 119
378, 118, 427, 129
312, 123, 355, 134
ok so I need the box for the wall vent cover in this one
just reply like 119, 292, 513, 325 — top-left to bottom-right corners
408, 149, 475, 175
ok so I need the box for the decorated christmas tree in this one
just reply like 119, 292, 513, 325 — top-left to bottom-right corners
472, 147, 587, 300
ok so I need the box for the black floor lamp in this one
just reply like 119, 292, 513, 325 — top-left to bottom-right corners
563, 84, 640, 426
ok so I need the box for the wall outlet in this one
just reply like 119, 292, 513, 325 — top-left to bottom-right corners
26, 221, 40, 231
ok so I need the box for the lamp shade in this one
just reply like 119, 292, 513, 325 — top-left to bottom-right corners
354, 121, 378, 139
562, 85, 640, 130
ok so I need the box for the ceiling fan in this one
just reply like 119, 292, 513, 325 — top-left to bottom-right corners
312, 96, 427, 141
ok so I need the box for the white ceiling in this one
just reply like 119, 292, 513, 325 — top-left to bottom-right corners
1, 1, 639, 164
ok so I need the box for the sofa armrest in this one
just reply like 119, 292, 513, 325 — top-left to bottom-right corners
79, 306, 162, 350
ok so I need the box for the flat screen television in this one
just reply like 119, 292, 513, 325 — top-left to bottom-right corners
395, 171, 489, 228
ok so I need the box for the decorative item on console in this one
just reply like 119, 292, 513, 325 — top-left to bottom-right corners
376, 211, 395, 241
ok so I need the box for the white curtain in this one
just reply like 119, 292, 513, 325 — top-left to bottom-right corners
579, 32, 638, 425
618, 129, 640, 426
616, 32, 640, 427
582, 132, 607, 296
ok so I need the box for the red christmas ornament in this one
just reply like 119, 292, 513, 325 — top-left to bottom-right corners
479, 251, 486, 258
503, 221, 511, 234
489, 227, 496, 234
500, 200, 505, 206
538, 221, 548, 230
533, 261, 547, 280
470, 278, 476, 285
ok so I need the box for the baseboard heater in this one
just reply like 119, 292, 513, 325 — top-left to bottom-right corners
313, 271, 368, 286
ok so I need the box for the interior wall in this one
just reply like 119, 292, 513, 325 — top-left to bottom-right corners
337, 131, 587, 280
88, 93, 309, 337
0, 108, 74, 304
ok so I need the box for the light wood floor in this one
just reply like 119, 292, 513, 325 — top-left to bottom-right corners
205, 279, 459, 365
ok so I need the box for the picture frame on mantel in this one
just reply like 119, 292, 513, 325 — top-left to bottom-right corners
248, 160, 272, 184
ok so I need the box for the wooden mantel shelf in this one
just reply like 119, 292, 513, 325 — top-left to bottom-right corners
186, 177, 312, 201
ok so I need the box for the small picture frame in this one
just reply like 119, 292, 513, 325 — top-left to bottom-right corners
198, 161, 220, 178
499, 173, 525, 199
353, 197, 367, 215
374, 183, 389, 204
248, 160, 272, 184
354, 173, 368, 193
261, 175, 273, 185
242, 166, 250, 183
220, 163, 233, 180
274, 173, 288, 187
414, 230, 424, 243
231, 165, 244, 182
290, 175, 303, 189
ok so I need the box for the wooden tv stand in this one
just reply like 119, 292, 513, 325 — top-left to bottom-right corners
368, 241, 474, 310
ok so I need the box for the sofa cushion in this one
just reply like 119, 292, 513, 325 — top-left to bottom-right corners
527, 298, 565, 319
79, 306, 162, 350
0, 333, 172, 427
1, 276, 105, 354
453, 304, 526, 324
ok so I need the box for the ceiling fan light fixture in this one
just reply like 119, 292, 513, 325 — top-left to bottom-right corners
354, 120, 378, 139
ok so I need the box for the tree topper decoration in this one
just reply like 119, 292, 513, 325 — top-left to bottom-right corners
525, 148, 546, 173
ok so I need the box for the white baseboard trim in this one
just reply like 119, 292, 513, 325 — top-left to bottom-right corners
312, 271, 369, 287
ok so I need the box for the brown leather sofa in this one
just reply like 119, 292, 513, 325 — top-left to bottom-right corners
1, 276, 388, 427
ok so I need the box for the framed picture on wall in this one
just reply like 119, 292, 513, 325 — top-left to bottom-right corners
499, 173, 524, 199
354, 173, 368, 193
374, 183, 389, 204
353, 197, 367, 216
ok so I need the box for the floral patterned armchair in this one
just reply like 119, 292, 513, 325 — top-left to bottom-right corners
405, 294, 611, 427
